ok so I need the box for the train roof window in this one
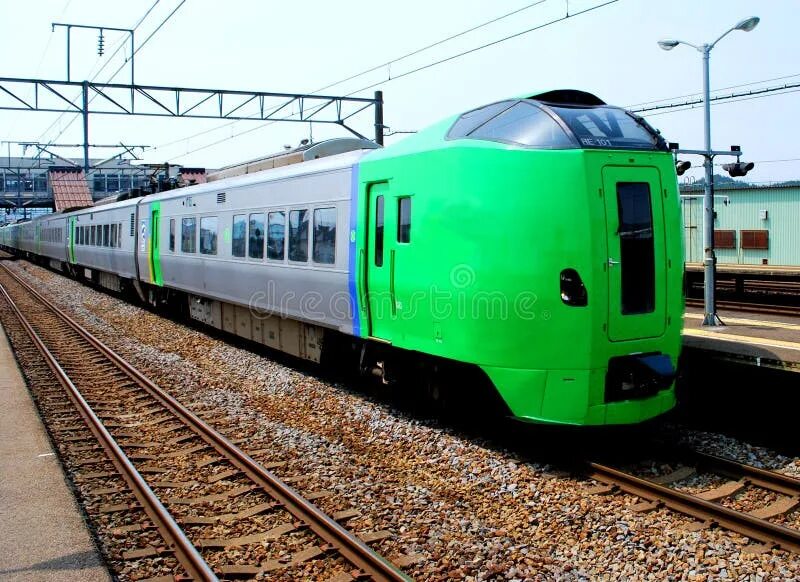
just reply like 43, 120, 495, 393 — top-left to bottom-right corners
468, 101, 574, 148
446, 101, 513, 139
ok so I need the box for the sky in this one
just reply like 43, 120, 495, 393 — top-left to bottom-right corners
0, 0, 797, 184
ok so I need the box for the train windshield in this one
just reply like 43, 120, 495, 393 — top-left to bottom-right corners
548, 105, 664, 151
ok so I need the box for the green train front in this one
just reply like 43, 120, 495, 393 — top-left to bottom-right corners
356, 90, 683, 425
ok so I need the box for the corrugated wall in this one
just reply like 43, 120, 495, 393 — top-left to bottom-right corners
680, 185, 800, 266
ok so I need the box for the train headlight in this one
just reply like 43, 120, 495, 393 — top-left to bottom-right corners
560, 268, 588, 307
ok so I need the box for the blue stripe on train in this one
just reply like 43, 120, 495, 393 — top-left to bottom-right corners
347, 164, 361, 337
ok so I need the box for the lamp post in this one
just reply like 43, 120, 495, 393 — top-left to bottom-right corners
658, 16, 759, 327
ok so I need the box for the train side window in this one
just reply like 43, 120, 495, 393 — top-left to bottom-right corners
111, 224, 117, 247
248, 213, 265, 259
90, 225, 96, 246
200, 216, 218, 255
103, 224, 110, 247
313, 207, 336, 264
398, 197, 411, 243
232, 215, 246, 257
267, 211, 285, 260
169, 219, 176, 252
374, 196, 384, 267
78, 227, 83, 245
181, 217, 197, 253
288, 209, 309, 262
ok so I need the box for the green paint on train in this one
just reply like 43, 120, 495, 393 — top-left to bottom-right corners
355, 92, 684, 425
149, 202, 163, 286
68, 216, 76, 264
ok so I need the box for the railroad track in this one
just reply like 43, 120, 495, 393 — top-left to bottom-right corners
587, 449, 800, 554
685, 297, 800, 317
0, 263, 409, 582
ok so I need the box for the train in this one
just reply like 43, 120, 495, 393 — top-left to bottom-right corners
0, 89, 684, 426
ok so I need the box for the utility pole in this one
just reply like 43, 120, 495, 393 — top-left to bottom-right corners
658, 16, 760, 327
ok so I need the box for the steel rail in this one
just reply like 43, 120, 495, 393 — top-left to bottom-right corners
588, 462, 800, 554
0, 264, 410, 582
687, 449, 800, 497
0, 278, 219, 581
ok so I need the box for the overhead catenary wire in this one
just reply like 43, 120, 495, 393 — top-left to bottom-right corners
85, 0, 162, 83
7, 0, 73, 139
625, 72, 800, 109
36, 1, 162, 145
158, 0, 621, 161
151, 0, 553, 152
38, 0, 185, 153
344, 0, 620, 96
311, 0, 551, 96
639, 82, 800, 117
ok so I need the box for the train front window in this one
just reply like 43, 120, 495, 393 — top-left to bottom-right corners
549, 105, 663, 150
616, 182, 655, 315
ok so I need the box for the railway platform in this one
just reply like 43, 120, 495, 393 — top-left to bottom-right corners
682, 306, 800, 372
0, 322, 110, 581
685, 262, 800, 278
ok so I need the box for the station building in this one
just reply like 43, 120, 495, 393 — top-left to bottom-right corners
680, 180, 800, 266
0, 156, 185, 223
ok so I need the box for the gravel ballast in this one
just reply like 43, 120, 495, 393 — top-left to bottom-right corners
5, 260, 800, 580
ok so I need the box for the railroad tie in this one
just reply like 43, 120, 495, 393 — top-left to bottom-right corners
695, 480, 747, 501
197, 522, 296, 548
651, 466, 697, 485
748, 496, 800, 520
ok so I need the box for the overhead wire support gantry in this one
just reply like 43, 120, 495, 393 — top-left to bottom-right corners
0, 76, 385, 174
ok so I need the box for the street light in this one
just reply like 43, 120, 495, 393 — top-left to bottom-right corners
658, 16, 759, 327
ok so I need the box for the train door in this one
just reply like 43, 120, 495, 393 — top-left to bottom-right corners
148, 203, 163, 286
365, 182, 395, 340
603, 166, 667, 341
68, 216, 76, 264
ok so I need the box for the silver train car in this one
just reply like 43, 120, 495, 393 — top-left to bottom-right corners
1, 140, 376, 364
